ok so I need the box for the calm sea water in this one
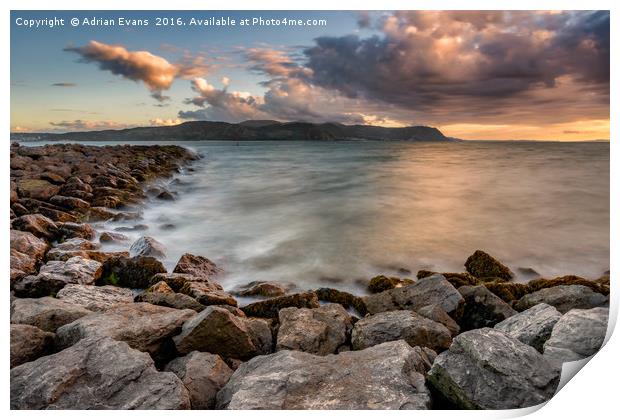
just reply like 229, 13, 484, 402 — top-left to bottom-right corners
26, 140, 610, 294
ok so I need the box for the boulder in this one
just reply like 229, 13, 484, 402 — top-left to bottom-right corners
10, 336, 190, 409
10, 324, 55, 368
136, 291, 206, 312
173, 306, 272, 360
368, 275, 414, 293
416, 304, 460, 336
515, 285, 607, 313
10, 229, 49, 261
315, 287, 368, 315
11, 296, 92, 332
351, 310, 452, 352
56, 303, 195, 360
99, 231, 129, 243
100, 255, 166, 289
180, 281, 238, 306
46, 248, 130, 263
13, 256, 103, 297
11, 214, 58, 240
149, 272, 200, 292
483, 280, 531, 303
56, 284, 134, 312
241, 291, 321, 318
54, 237, 100, 251
56, 222, 96, 240
173, 253, 222, 280
10, 249, 37, 282
363, 274, 464, 318
16, 178, 59, 201
232, 281, 294, 298
49, 195, 90, 211
456, 285, 517, 330
528, 275, 608, 295
148, 280, 174, 293
276, 304, 353, 355
464, 250, 514, 280
129, 236, 167, 258
216, 340, 434, 409
543, 307, 608, 363
494, 303, 562, 352
427, 328, 560, 409
165, 351, 233, 409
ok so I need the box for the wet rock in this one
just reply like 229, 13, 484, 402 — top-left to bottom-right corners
352, 310, 452, 352
129, 235, 166, 258
543, 307, 608, 363
10, 249, 37, 283
46, 249, 130, 263
241, 291, 321, 318
136, 291, 206, 312
148, 280, 174, 293
165, 351, 233, 409
10, 324, 55, 368
173, 253, 222, 280
56, 303, 195, 360
54, 237, 100, 251
11, 296, 92, 332
157, 190, 175, 201
39, 172, 66, 185
11, 214, 58, 240
416, 304, 460, 336
150, 272, 198, 292
216, 340, 433, 409
13, 256, 103, 298
456, 285, 517, 330
464, 250, 514, 280
56, 284, 134, 312
180, 281, 238, 306
368, 275, 415, 293
173, 306, 272, 360
88, 207, 117, 221
483, 280, 531, 303
56, 222, 96, 240
232, 281, 294, 298
276, 303, 353, 355
417, 270, 482, 288
363, 274, 464, 318
315, 287, 368, 315
114, 224, 148, 232
494, 303, 562, 352
100, 255, 166, 289
49, 195, 90, 211
10, 336, 190, 409
528, 275, 609, 295
16, 178, 59, 201
10, 229, 49, 262
427, 328, 560, 409
99, 231, 129, 243
515, 285, 607, 313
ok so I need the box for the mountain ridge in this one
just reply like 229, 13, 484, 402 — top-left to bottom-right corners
11, 120, 454, 142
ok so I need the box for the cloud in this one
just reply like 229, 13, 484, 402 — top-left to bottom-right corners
49, 119, 130, 131
51, 82, 77, 87
65, 40, 212, 101
149, 118, 182, 126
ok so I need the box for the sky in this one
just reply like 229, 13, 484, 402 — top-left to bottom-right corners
10, 10, 610, 140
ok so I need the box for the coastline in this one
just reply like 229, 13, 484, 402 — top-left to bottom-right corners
9, 142, 611, 410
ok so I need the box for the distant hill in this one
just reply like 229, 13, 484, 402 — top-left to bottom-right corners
11, 120, 453, 142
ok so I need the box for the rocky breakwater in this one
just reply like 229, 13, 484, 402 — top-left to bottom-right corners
9, 143, 611, 411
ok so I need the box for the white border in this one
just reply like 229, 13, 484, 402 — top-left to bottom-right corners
2, 1, 616, 419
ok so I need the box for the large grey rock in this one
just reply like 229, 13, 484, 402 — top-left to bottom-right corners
13, 256, 103, 297
165, 351, 233, 409
174, 306, 272, 360
56, 284, 134, 312
11, 296, 92, 332
456, 285, 517, 330
544, 307, 608, 363
494, 303, 562, 352
416, 304, 460, 336
56, 303, 195, 360
515, 285, 607, 313
10, 336, 190, 409
10, 324, 55, 368
276, 303, 352, 355
54, 237, 100, 250
363, 274, 464, 317
216, 340, 434, 409
130, 236, 166, 258
427, 328, 560, 409
351, 310, 451, 352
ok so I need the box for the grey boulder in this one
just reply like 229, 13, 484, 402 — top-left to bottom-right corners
494, 303, 562, 352
129, 235, 166, 258
351, 310, 452, 352
56, 284, 134, 312
11, 296, 92, 332
427, 328, 560, 409
456, 285, 517, 330
276, 303, 353, 355
515, 285, 607, 313
10, 324, 55, 368
10, 336, 190, 409
544, 307, 608, 363
216, 340, 434, 409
